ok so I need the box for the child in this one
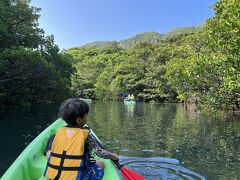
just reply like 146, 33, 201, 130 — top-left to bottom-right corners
44, 98, 119, 180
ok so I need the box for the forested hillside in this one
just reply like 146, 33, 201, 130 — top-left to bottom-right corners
81, 27, 198, 49
69, 0, 240, 110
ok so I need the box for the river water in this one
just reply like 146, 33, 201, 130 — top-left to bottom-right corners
0, 102, 240, 179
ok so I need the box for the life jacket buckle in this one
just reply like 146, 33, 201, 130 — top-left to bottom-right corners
89, 158, 96, 165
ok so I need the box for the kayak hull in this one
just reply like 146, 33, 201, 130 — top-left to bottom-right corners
79, 98, 92, 104
124, 100, 136, 105
1, 119, 120, 180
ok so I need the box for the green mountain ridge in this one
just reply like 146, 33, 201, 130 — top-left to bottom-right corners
118, 32, 163, 48
79, 26, 197, 49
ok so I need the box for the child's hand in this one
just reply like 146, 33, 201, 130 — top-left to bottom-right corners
111, 153, 119, 161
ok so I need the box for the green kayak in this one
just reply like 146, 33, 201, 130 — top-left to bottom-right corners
79, 98, 92, 104
1, 119, 121, 180
124, 99, 136, 105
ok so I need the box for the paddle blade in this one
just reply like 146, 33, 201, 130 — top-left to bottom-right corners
120, 167, 144, 180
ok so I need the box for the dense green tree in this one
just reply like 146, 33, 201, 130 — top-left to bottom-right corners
0, 0, 73, 106
94, 51, 127, 100
70, 42, 180, 102
0, 0, 44, 49
71, 48, 122, 99
165, 0, 240, 110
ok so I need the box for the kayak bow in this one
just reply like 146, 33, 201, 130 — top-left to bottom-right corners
1, 119, 120, 180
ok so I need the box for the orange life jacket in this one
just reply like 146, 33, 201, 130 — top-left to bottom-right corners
44, 127, 90, 180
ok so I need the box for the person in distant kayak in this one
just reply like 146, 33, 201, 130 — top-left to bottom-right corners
129, 94, 135, 101
125, 94, 131, 101
44, 98, 119, 180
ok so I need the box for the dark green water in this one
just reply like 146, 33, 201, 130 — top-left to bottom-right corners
1, 102, 240, 179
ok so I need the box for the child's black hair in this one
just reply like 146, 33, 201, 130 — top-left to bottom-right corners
58, 98, 89, 125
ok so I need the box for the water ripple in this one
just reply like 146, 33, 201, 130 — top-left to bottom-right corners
121, 156, 206, 180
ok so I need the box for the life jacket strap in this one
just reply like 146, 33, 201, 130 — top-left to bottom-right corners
50, 152, 84, 159
47, 162, 87, 171
49, 150, 87, 180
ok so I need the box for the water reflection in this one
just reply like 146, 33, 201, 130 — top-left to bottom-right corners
124, 102, 136, 117
89, 102, 240, 179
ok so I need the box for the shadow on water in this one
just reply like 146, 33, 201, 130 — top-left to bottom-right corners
121, 156, 206, 180
0, 104, 58, 176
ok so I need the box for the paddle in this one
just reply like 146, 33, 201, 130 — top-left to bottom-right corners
112, 160, 144, 180
88, 128, 144, 180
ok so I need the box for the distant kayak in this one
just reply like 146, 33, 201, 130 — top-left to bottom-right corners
79, 98, 92, 104
124, 99, 136, 104
1, 119, 120, 180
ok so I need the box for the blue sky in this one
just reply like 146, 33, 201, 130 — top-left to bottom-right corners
31, 0, 217, 49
